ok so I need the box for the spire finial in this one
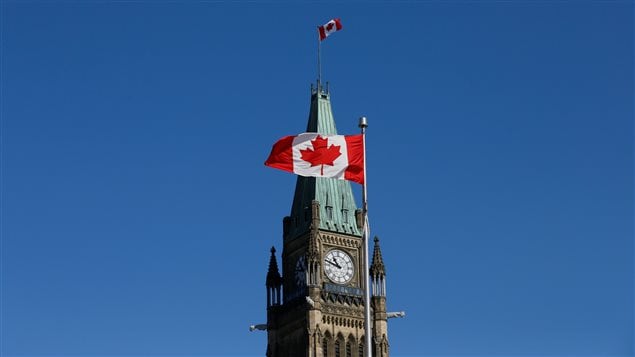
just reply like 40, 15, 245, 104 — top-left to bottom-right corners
266, 247, 282, 288
370, 236, 385, 277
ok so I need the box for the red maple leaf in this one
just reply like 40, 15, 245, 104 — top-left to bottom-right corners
300, 136, 342, 176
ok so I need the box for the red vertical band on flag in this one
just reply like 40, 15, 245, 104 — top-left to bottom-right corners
344, 134, 364, 185
318, 26, 327, 41
334, 18, 343, 31
264, 135, 294, 173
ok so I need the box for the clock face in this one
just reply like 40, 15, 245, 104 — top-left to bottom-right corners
295, 255, 306, 287
324, 249, 354, 284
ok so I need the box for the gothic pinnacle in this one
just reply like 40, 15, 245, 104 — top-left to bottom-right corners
266, 246, 282, 288
370, 236, 386, 277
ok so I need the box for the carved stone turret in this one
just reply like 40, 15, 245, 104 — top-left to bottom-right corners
370, 237, 389, 357
306, 200, 322, 288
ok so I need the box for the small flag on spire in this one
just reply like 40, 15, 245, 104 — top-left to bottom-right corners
318, 18, 343, 41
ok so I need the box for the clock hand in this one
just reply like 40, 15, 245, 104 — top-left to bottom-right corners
326, 259, 342, 269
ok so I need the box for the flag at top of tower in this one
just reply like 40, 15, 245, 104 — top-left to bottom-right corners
265, 133, 364, 185
318, 18, 343, 41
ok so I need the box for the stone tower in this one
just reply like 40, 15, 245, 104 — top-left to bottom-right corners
265, 84, 390, 357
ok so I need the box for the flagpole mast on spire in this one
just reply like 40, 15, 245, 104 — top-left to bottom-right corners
317, 18, 342, 91
317, 32, 322, 89
359, 116, 372, 357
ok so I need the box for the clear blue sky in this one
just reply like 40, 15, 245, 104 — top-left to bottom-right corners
1, 1, 633, 356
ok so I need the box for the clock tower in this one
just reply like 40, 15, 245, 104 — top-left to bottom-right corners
264, 84, 390, 357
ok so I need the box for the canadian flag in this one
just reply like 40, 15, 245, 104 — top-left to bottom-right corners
265, 133, 364, 185
318, 18, 343, 41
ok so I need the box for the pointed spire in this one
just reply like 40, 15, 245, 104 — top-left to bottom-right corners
266, 246, 282, 288
370, 236, 386, 277
266, 247, 283, 307
285, 87, 361, 240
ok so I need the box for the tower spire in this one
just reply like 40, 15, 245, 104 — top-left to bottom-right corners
266, 247, 282, 307
370, 236, 389, 357
284, 88, 361, 241
370, 236, 386, 297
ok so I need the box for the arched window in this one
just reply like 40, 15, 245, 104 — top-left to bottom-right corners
358, 341, 364, 357
346, 341, 352, 357
323, 332, 331, 357
335, 340, 341, 357
323, 337, 329, 357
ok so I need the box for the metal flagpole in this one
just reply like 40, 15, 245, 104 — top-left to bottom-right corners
359, 116, 372, 357
317, 32, 322, 88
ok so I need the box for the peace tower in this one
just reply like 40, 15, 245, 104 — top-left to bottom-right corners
264, 83, 390, 357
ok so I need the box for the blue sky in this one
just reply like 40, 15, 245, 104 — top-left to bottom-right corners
1, 1, 633, 356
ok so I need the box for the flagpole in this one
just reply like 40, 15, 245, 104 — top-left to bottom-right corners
359, 116, 372, 357
317, 32, 322, 89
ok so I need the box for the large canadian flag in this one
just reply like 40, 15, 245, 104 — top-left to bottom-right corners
265, 133, 364, 185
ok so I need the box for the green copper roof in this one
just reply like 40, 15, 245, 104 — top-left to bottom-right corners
286, 86, 362, 239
